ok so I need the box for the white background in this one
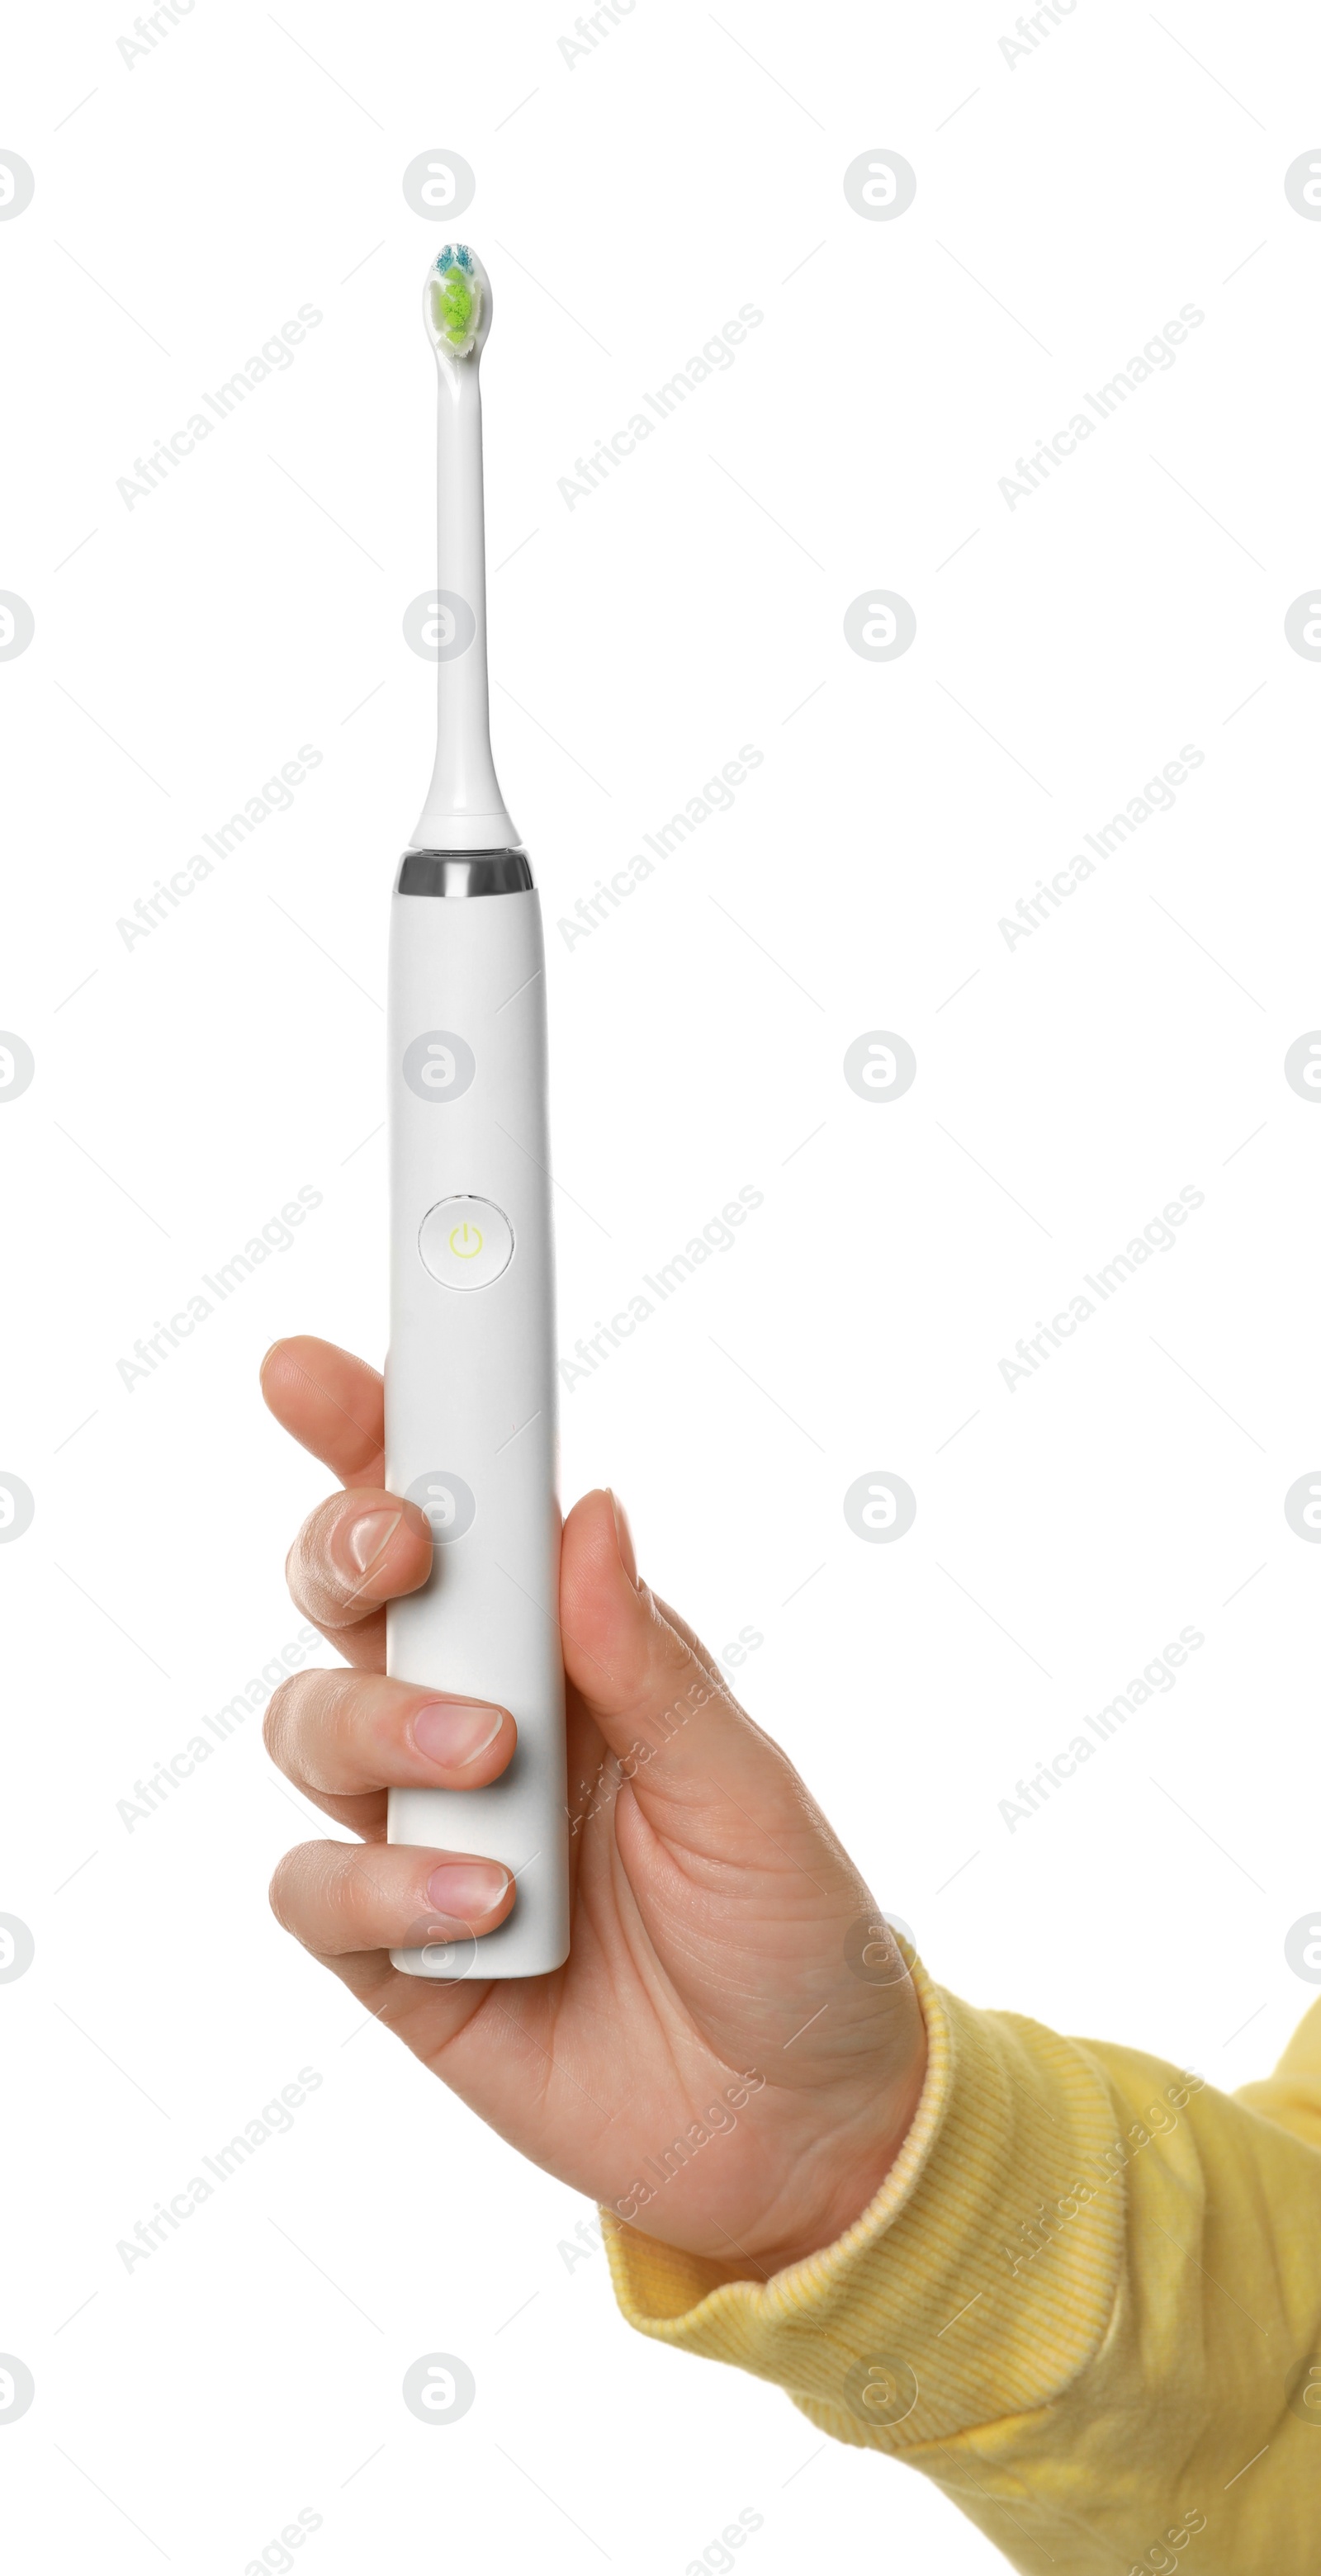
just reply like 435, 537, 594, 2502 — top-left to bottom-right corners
3, 2, 1321, 2568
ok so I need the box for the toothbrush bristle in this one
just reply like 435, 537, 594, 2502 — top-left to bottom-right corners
429, 243, 482, 356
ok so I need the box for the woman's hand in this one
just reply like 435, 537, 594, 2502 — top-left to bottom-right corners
260, 1335, 926, 2280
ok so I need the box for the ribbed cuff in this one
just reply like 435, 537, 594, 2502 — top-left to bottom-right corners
602, 1959, 1127, 2449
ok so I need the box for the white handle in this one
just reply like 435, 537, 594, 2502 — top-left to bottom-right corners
385, 882, 568, 1978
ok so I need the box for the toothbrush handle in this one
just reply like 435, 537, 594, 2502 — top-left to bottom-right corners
385, 859, 569, 1979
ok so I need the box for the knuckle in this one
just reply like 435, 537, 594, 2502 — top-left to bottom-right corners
263, 1667, 315, 1764
295, 1671, 364, 1793
263, 1674, 294, 1757
269, 1841, 360, 1950
268, 1848, 301, 1932
263, 1666, 382, 1798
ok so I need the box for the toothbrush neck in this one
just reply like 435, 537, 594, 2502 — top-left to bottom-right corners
410, 364, 518, 853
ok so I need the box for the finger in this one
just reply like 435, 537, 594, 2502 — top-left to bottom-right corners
286, 1487, 432, 1669
264, 1669, 517, 1837
269, 1839, 515, 1957
262, 1336, 385, 1488
560, 1489, 856, 1889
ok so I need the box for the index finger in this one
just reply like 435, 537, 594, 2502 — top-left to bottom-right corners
262, 1336, 385, 1487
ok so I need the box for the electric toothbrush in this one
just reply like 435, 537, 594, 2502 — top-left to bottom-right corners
386, 245, 568, 1980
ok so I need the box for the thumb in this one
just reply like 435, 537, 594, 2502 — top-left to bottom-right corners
560, 1493, 923, 2129
559, 1489, 856, 1898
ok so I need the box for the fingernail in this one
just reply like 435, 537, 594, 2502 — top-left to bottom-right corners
343, 1507, 402, 1576
608, 1489, 640, 1587
426, 1861, 510, 1917
413, 1701, 504, 1768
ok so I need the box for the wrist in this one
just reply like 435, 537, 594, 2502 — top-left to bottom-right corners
751, 2021, 930, 2275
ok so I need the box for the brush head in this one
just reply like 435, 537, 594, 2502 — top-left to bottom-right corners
424, 242, 490, 362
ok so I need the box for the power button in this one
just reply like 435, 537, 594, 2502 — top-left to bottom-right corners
418, 1194, 514, 1289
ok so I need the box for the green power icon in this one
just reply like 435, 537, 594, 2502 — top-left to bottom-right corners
448, 1220, 483, 1259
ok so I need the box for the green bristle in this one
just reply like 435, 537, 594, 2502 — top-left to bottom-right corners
432, 265, 476, 351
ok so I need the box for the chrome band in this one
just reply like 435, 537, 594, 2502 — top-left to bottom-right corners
396, 849, 533, 896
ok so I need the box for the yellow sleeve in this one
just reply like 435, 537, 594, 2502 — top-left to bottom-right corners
603, 1959, 1321, 2574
